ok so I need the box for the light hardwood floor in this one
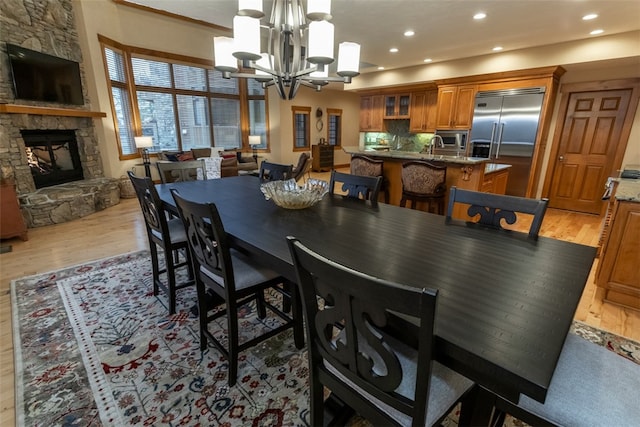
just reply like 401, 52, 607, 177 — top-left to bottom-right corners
1, 171, 639, 425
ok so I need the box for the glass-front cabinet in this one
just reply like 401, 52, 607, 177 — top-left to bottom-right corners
384, 94, 411, 118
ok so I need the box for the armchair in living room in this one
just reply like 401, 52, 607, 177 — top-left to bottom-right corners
292, 152, 312, 182
235, 151, 259, 173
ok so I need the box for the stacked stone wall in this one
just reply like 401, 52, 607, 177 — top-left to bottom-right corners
0, 0, 115, 227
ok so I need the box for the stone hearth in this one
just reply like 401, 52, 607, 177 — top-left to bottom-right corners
19, 178, 120, 227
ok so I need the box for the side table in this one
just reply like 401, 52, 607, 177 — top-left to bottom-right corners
1, 179, 28, 241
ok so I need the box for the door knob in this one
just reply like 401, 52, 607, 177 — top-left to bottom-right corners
559, 155, 564, 161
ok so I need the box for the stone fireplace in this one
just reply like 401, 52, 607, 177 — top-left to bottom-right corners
1, 112, 105, 194
0, 0, 121, 228
1, 112, 120, 227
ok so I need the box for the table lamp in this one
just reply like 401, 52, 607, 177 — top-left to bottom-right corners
248, 135, 261, 163
134, 136, 153, 178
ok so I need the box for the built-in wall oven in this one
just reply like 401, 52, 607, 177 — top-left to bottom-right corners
433, 130, 469, 156
471, 141, 491, 158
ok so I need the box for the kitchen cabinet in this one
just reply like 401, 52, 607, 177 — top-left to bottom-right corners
596, 196, 640, 310
312, 144, 334, 172
435, 84, 476, 129
409, 90, 438, 133
480, 165, 510, 194
359, 95, 385, 131
0, 179, 28, 241
383, 93, 411, 119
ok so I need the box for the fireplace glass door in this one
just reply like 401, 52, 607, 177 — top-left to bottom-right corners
21, 130, 84, 188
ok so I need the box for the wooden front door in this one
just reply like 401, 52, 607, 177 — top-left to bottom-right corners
546, 82, 637, 214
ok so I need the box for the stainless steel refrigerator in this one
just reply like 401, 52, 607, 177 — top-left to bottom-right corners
469, 87, 545, 197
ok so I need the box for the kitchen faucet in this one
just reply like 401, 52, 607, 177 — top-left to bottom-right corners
429, 135, 444, 155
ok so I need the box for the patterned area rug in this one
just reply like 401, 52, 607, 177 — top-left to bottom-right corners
11, 251, 640, 426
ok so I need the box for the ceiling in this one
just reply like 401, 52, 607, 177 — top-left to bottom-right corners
126, 0, 640, 73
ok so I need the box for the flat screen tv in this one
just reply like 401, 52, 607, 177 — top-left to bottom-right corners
6, 43, 84, 105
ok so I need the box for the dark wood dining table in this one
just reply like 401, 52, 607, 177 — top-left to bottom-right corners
156, 176, 596, 410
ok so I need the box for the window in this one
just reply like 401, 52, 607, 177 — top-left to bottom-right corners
100, 39, 269, 158
327, 108, 342, 147
103, 47, 136, 158
137, 91, 176, 151
174, 64, 210, 150
292, 106, 311, 150
247, 79, 267, 149
209, 70, 241, 150
177, 95, 210, 150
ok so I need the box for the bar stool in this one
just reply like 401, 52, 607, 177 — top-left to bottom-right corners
350, 155, 389, 203
400, 161, 447, 214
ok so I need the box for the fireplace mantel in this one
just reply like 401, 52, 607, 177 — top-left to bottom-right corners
0, 104, 106, 118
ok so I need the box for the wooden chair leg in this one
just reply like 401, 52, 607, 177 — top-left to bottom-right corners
227, 301, 240, 386
282, 282, 292, 313
149, 243, 160, 296
255, 290, 267, 319
184, 249, 194, 280
383, 189, 390, 204
290, 283, 305, 349
457, 386, 498, 427
165, 251, 177, 315
490, 409, 507, 427
310, 377, 326, 427
197, 284, 209, 351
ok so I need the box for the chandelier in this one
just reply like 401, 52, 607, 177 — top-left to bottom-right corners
213, 0, 361, 100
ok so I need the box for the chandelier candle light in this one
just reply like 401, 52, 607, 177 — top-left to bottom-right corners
214, 0, 360, 100
134, 136, 153, 178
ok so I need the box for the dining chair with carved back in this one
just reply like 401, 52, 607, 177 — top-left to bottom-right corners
258, 160, 294, 182
445, 186, 549, 238
400, 161, 447, 214
350, 154, 390, 203
287, 236, 476, 426
127, 171, 194, 314
329, 170, 382, 203
171, 190, 304, 386
156, 159, 206, 183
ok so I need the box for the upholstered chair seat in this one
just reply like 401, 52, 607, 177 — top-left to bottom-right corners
493, 333, 640, 425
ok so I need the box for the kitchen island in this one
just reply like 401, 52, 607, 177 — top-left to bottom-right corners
343, 146, 511, 216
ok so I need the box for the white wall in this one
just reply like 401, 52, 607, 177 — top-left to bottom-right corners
265, 86, 360, 168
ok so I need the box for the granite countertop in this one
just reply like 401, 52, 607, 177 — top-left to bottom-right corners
342, 146, 489, 165
615, 179, 640, 202
485, 163, 512, 174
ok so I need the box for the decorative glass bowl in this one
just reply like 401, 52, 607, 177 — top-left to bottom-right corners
260, 178, 329, 209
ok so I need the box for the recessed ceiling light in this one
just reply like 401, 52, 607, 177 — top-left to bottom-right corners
389, 48, 399, 53
583, 13, 598, 20
423, 58, 432, 63
404, 30, 415, 37
590, 29, 604, 35
473, 12, 487, 20
377, 66, 385, 70
492, 46, 503, 51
